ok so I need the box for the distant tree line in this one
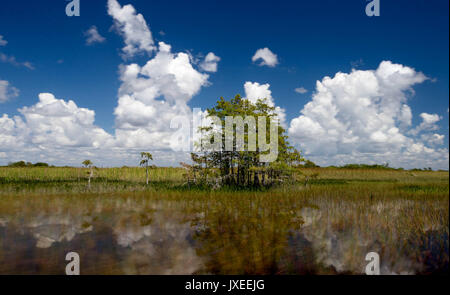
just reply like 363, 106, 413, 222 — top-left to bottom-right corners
6, 161, 51, 168
2, 160, 442, 173
335, 163, 394, 170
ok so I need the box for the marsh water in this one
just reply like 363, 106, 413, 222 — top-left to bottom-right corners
0, 192, 448, 275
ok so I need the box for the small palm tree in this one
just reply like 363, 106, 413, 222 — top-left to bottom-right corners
82, 160, 94, 188
140, 152, 153, 185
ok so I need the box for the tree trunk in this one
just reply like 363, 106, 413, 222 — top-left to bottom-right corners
88, 167, 93, 189
204, 154, 208, 182
237, 161, 240, 185
230, 152, 234, 184
146, 164, 149, 185
253, 171, 259, 187
247, 161, 250, 186
262, 167, 266, 186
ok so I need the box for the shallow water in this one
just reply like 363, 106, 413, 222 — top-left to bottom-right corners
0, 193, 448, 275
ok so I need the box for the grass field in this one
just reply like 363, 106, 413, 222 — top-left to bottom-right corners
0, 167, 448, 274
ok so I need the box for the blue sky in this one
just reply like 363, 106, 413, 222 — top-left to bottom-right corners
0, 0, 448, 168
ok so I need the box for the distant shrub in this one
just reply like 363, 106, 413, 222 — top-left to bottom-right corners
297, 160, 320, 168
338, 163, 397, 170
33, 162, 49, 167
7, 161, 50, 168
410, 167, 435, 172
7, 161, 28, 167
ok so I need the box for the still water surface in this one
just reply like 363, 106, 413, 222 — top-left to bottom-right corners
0, 193, 447, 274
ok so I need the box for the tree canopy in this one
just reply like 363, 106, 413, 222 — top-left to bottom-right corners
184, 95, 304, 188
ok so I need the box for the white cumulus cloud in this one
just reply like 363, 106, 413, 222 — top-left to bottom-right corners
295, 87, 308, 94
199, 52, 221, 72
84, 26, 106, 45
288, 61, 448, 169
114, 41, 210, 150
244, 81, 286, 127
410, 113, 442, 135
421, 133, 445, 146
252, 48, 279, 67
107, 0, 155, 58
18, 93, 114, 148
0, 93, 116, 165
0, 80, 19, 103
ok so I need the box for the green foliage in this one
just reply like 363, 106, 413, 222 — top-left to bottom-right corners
140, 152, 154, 185
338, 163, 395, 170
7, 161, 49, 168
188, 95, 304, 188
33, 162, 50, 167
411, 167, 435, 172
139, 152, 153, 167
297, 160, 319, 168
82, 160, 93, 168
8, 161, 29, 167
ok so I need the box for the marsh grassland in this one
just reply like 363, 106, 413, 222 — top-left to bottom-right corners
0, 167, 448, 274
